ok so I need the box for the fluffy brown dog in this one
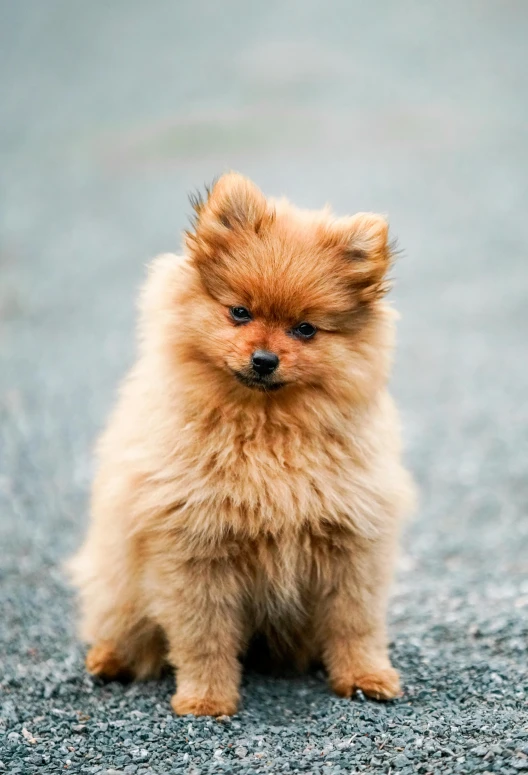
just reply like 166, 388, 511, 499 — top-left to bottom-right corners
69, 173, 415, 717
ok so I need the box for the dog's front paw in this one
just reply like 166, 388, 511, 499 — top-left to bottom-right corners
171, 691, 238, 717
331, 666, 401, 701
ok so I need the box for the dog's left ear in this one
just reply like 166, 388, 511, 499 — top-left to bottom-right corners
344, 213, 389, 262
325, 213, 392, 301
186, 173, 270, 262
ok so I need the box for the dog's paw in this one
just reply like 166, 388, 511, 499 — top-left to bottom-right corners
86, 643, 132, 681
171, 692, 238, 717
331, 666, 401, 701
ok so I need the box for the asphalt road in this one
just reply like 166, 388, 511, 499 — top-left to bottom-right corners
1, 2, 527, 773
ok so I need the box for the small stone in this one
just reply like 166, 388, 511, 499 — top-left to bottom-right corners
393, 753, 410, 768
235, 746, 248, 758
130, 749, 149, 762
22, 727, 37, 743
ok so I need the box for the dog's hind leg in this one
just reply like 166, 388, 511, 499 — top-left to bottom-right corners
85, 620, 167, 681
68, 535, 167, 681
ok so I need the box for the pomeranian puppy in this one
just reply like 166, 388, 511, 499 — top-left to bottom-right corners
69, 173, 415, 716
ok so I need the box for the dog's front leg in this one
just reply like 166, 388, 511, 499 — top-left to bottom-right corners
315, 533, 402, 701
152, 559, 246, 717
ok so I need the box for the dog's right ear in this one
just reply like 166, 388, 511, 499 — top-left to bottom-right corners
186, 173, 270, 262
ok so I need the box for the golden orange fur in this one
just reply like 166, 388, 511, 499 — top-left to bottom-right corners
68, 173, 416, 716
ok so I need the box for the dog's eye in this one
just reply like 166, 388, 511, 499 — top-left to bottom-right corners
291, 322, 317, 339
230, 306, 252, 323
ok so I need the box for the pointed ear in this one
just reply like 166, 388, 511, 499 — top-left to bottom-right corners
326, 212, 392, 301
344, 212, 389, 261
186, 173, 270, 261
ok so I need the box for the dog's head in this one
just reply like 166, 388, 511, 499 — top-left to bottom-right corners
182, 173, 395, 400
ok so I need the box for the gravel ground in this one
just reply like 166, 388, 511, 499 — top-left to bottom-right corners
1, 1, 527, 773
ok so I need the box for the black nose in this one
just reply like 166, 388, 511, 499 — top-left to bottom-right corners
251, 350, 279, 376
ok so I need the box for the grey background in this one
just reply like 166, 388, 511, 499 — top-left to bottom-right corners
1, 1, 527, 774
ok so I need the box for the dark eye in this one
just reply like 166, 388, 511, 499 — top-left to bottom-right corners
292, 322, 317, 339
230, 306, 252, 323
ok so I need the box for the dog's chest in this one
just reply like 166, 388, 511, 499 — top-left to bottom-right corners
177, 419, 362, 535
160, 422, 367, 621
171, 433, 362, 585
214, 518, 348, 626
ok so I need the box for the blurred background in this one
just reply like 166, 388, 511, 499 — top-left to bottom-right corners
0, 0, 527, 762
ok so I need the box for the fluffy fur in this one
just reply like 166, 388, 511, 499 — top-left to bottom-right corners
68, 173, 416, 716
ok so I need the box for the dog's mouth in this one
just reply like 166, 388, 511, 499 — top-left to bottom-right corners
232, 370, 286, 392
